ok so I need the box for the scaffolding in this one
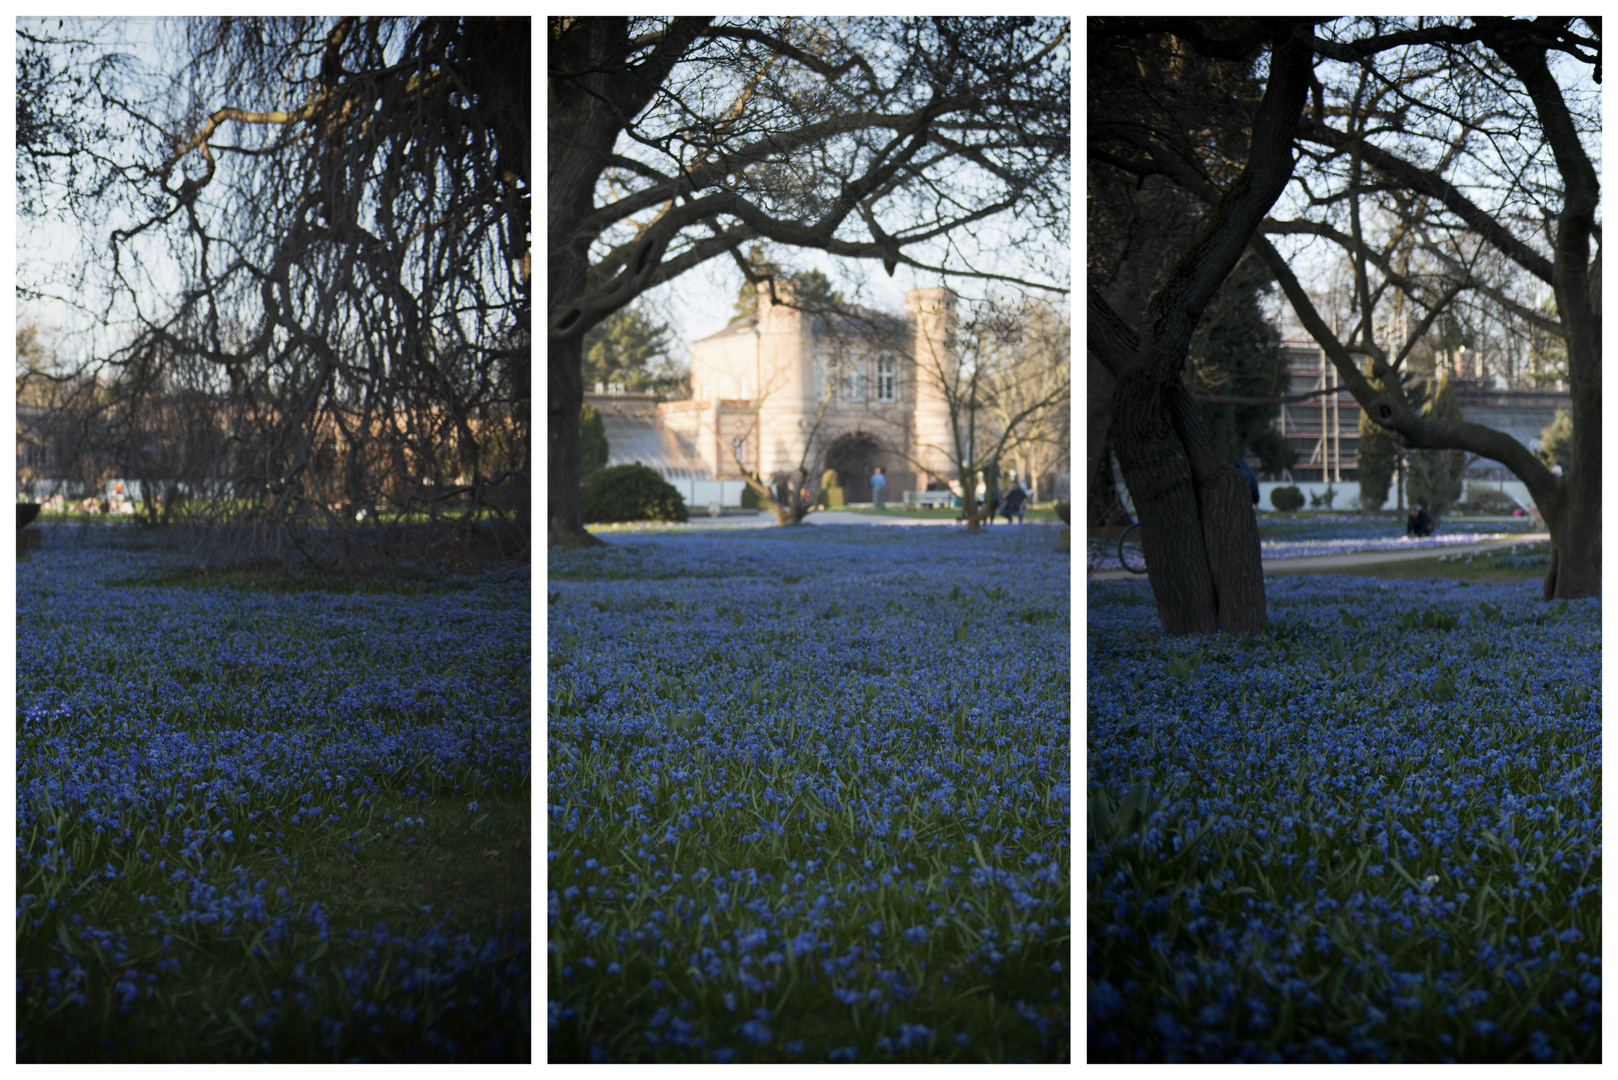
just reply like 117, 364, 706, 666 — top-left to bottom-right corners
1275, 340, 1358, 483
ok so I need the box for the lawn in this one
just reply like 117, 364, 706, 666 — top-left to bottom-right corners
1087, 573, 1599, 1062
17, 527, 532, 1062
547, 524, 1071, 1062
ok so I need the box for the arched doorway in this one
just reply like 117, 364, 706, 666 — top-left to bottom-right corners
823, 431, 886, 504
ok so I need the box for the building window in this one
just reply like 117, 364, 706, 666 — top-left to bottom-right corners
840, 356, 866, 402
876, 355, 896, 402
814, 351, 833, 401
732, 436, 745, 464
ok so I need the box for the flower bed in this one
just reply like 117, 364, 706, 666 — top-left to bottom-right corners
1088, 575, 1599, 1062
549, 525, 1071, 1062
17, 534, 531, 1061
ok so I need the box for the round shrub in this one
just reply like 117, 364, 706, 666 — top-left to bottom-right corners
1270, 485, 1305, 512
581, 464, 689, 524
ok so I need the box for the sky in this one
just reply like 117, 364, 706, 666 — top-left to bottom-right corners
598, 16, 1073, 373
16, 18, 180, 359
1263, 21, 1598, 352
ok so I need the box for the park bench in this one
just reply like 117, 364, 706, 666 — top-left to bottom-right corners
902, 490, 955, 509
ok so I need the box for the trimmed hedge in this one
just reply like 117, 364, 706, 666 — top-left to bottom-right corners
1270, 485, 1305, 512
581, 463, 689, 524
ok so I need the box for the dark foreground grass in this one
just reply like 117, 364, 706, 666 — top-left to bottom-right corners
18, 531, 531, 1061
549, 525, 1070, 1063
1088, 573, 1598, 1062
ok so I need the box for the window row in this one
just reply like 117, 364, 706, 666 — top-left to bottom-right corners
815, 352, 897, 403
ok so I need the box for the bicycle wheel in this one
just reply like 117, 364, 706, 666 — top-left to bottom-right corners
1118, 523, 1148, 574
1086, 535, 1115, 575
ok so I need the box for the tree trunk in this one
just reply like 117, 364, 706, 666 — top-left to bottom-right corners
1086, 24, 1310, 635
1086, 351, 1122, 527
1112, 371, 1267, 634
547, 17, 711, 547
768, 472, 812, 525
548, 331, 601, 548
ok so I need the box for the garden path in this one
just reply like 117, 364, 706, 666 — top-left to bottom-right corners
1088, 532, 1550, 582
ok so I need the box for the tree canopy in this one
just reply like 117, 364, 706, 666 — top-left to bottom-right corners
549, 16, 1070, 545
1089, 17, 1600, 631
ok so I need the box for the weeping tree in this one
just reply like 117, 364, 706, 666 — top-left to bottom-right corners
20, 17, 531, 565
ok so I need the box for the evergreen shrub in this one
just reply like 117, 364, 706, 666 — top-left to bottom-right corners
580, 402, 609, 480
1271, 485, 1305, 511
581, 464, 689, 524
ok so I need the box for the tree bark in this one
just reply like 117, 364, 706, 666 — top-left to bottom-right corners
547, 333, 600, 547
548, 18, 714, 546
1487, 21, 1601, 600
1087, 24, 1312, 635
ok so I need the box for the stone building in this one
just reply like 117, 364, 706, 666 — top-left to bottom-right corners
657, 284, 959, 502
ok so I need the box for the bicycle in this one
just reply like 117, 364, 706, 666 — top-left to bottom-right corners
1117, 521, 1147, 574
1086, 481, 1146, 575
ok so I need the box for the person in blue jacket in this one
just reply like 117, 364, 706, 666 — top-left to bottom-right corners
1232, 459, 1259, 505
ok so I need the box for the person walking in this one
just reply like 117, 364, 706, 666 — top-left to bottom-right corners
871, 466, 887, 509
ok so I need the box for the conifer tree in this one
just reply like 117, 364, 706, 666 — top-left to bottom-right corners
1187, 254, 1295, 476
1356, 359, 1400, 511
1537, 409, 1572, 471
582, 305, 678, 396
1406, 369, 1468, 521
579, 402, 609, 480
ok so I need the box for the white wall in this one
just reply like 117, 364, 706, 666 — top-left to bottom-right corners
1256, 479, 1536, 513
1257, 481, 1360, 510
667, 478, 749, 510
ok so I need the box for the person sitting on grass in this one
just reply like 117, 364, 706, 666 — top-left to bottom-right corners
1407, 504, 1435, 538
999, 480, 1028, 524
